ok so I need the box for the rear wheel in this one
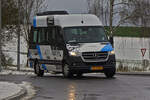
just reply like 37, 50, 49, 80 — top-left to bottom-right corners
63, 64, 73, 78
34, 61, 44, 77
104, 68, 116, 78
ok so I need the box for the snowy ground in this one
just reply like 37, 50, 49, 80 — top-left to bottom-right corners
0, 82, 23, 100
2, 34, 27, 67
0, 66, 53, 76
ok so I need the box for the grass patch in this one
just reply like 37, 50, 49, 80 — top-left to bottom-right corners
104, 26, 150, 37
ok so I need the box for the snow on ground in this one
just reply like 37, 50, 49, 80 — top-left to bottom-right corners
2, 33, 28, 67
0, 66, 52, 75
0, 70, 34, 75
0, 82, 23, 100
20, 82, 36, 100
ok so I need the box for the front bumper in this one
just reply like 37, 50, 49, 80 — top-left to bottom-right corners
66, 55, 116, 73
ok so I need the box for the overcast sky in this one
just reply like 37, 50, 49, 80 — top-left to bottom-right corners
45, 0, 126, 26
47, 0, 88, 13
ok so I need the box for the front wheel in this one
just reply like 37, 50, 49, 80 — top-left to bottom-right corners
76, 73, 83, 78
34, 61, 44, 77
104, 68, 116, 78
62, 64, 73, 78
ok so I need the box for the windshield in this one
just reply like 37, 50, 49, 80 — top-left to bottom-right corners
63, 26, 108, 43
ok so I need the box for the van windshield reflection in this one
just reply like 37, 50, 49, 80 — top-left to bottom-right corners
64, 26, 108, 43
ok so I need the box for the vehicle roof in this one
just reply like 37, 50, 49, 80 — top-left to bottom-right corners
33, 14, 103, 28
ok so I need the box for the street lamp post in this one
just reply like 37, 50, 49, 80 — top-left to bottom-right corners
0, 0, 2, 72
0, 0, 1, 29
17, 0, 20, 71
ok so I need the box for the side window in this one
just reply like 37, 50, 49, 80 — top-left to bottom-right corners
29, 27, 38, 44
38, 28, 44, 43
56, 27, 63, 43
47, 27, 56, 43
37, 27, 62, 44
38, 28, 49, 44
33, 30, 38, 43
52, 28, 56, 40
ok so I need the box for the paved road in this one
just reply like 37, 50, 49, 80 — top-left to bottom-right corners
0, 74, 150, 100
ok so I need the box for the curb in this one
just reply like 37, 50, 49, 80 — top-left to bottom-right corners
117, 72, 150, 76
3, 86, 27, 100
7, 68, 34, 72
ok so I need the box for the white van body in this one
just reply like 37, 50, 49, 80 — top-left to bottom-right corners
28, 13, 116, 78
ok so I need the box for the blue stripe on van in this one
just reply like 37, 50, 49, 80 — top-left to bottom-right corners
30, 62, 33, 68
33, 17, 37, 27
28, 51, 32, 58
36, 45, 47, 70
101, 44, 113, 52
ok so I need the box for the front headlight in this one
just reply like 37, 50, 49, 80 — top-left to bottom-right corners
109, 50, 115, 55
69, 51, 80, 56
69, 51, 77, 56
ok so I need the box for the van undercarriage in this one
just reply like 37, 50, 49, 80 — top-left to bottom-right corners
65, 54, 116, 74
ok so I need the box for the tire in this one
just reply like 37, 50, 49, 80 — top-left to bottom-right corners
34, 61, 37, 74
76, 73, 83, 78
34, 61, 44, 77
62, 64, 73, 78
104, 68, 116, 78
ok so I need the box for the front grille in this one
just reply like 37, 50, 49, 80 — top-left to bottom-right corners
81, 51, 109, 62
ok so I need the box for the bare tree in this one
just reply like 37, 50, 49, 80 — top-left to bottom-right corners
108, 0, 131, 36
0, 0, 19, 69
87, 0, 109, 26
21, 0, 48, 46
120, 0, 150, 36
121, 0, 150, 27
2, 0, 19, 28
87, 0, 131, 36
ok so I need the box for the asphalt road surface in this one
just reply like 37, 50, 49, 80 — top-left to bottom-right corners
0, 74, 150, 100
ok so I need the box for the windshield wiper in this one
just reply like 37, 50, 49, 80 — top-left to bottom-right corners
68, 40, 78, 44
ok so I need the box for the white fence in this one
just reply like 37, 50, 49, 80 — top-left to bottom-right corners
114, 37, 150, 71
114, 37, 150, 60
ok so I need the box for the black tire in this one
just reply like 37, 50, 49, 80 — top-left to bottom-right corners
34, 61, 44, 77
62, 64, 73, 78
76, 73, 83, 78
34, 61, 37, 74
104, 68, 116, 78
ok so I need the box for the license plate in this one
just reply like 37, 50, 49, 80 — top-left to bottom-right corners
91, 66, 104, 71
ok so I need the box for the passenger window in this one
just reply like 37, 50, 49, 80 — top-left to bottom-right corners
33, 30, 38, 43
29, 27, 38, 44
47, 27, 56, 43
38, 27, 62, 44
56, 27, 63, 43
38, 28, 47, 44
52, 28, 56, 40
45, 30, 49, 42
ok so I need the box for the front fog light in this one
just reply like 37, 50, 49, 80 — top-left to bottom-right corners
109, 50, 115, 55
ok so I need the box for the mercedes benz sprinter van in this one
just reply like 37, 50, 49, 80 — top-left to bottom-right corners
28, 11, 116, 78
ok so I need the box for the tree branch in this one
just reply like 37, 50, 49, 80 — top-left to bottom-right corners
112, 15, 133, 33
113, 2, 128, 6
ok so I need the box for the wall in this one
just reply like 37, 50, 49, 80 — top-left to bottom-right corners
114, 37, 150, 71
